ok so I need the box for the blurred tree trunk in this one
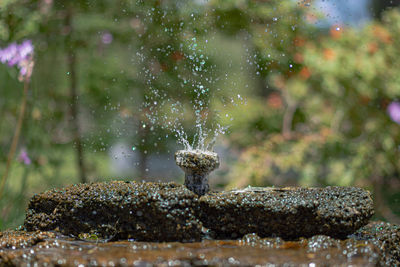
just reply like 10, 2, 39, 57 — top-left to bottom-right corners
371, 0, 400, 18
65, 9, 87, 184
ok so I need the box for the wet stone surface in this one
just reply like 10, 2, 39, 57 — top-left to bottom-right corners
25, 181, 374, 241
24, 182, 203, 242
1, 226, 393, 266
201, 186, 374, 239
350, 221, 400, 266
0, 231, 56, 249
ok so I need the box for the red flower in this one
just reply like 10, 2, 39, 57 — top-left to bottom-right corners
367, 42, 379, 54
323, 48, 336, 61
267, 92, 283, 109
330, 25, 343, 39
299, 67, 311, 80
372, 25, 392, 44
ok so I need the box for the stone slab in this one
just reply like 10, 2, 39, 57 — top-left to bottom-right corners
24, 182, 203, 242
200, 186, 374, 239
24, 181, 374, 241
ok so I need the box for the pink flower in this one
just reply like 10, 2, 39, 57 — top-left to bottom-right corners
387, 101, 400, 124
18, 148, 32, 165
0, 40, 34, 81
0, 43, 17, 64
101, 32, 113, 45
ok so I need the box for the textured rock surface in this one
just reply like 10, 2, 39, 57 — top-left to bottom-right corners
351, 221, 400, 266
201, 186, 374, 239
0, 230, 384, 266
0, 231, 56, 249
24, 182, 203, 242
24, 181, 374, 241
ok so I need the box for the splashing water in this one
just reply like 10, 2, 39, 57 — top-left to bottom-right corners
140, 33, 234, 152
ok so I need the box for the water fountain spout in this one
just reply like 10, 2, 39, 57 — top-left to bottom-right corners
175, 150, 219, 196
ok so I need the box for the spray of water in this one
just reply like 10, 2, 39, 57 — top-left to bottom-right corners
134, 7, 245, 153
138, 32, 231, 152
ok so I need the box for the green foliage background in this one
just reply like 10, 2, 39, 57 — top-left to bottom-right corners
1, 0, 399, 229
